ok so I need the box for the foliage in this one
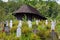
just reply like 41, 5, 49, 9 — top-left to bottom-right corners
0, 0, 60, 40
0, 20, 59, 40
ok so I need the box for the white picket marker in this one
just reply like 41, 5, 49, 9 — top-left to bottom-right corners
6, 21, 8, 26
45, 20, 48, 25
16, 20, 22, 37
10, 20, 12, 28
36, 20, 39, 25
27, 20, 32, 28
51, 20, 56, 30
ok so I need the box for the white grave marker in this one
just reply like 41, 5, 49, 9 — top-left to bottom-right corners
10, 20, 12, 28
36, 20, 39, 25
16, 27, 21, 37
16, 20, 22, 37
51, 20, 56, 30
27, 20, 32, 28
45, 20, 48, 25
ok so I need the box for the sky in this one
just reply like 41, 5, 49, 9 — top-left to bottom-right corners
2, 0, 60, 4
2, 0, 8, 2
57, 0, 60, 4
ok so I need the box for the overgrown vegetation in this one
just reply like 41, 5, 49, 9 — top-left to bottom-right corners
0, 20, 60, 40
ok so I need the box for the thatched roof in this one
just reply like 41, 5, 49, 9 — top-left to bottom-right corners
13, 4, 47, 20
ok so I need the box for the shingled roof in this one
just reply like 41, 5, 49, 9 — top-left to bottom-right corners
13, 4, 47, 20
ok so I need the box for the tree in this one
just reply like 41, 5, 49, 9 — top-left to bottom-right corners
0, 0, 60, 22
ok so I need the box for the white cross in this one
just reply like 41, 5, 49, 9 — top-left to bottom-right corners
51, 20, 56, 30
16, 20, 22, 37
10, 20, 12, 28
16, 27, 21, 37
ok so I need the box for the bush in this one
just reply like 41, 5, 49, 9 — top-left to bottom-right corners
0, 20, 59, 40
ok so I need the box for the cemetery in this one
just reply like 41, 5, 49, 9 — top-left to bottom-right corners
0, 0, 60, 40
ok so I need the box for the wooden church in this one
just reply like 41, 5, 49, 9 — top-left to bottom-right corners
12, 4, 47, 21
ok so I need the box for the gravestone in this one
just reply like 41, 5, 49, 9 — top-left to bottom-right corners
16, 20, 22, 37
16, 26, 21, 37
27, 20, 32, 28
51, 20, 56, 30
4, 21, 10, 35
49, 20, 58, 40
49, 30, 58, 40
36, 20, 39, 25
10, 20, 12, 28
